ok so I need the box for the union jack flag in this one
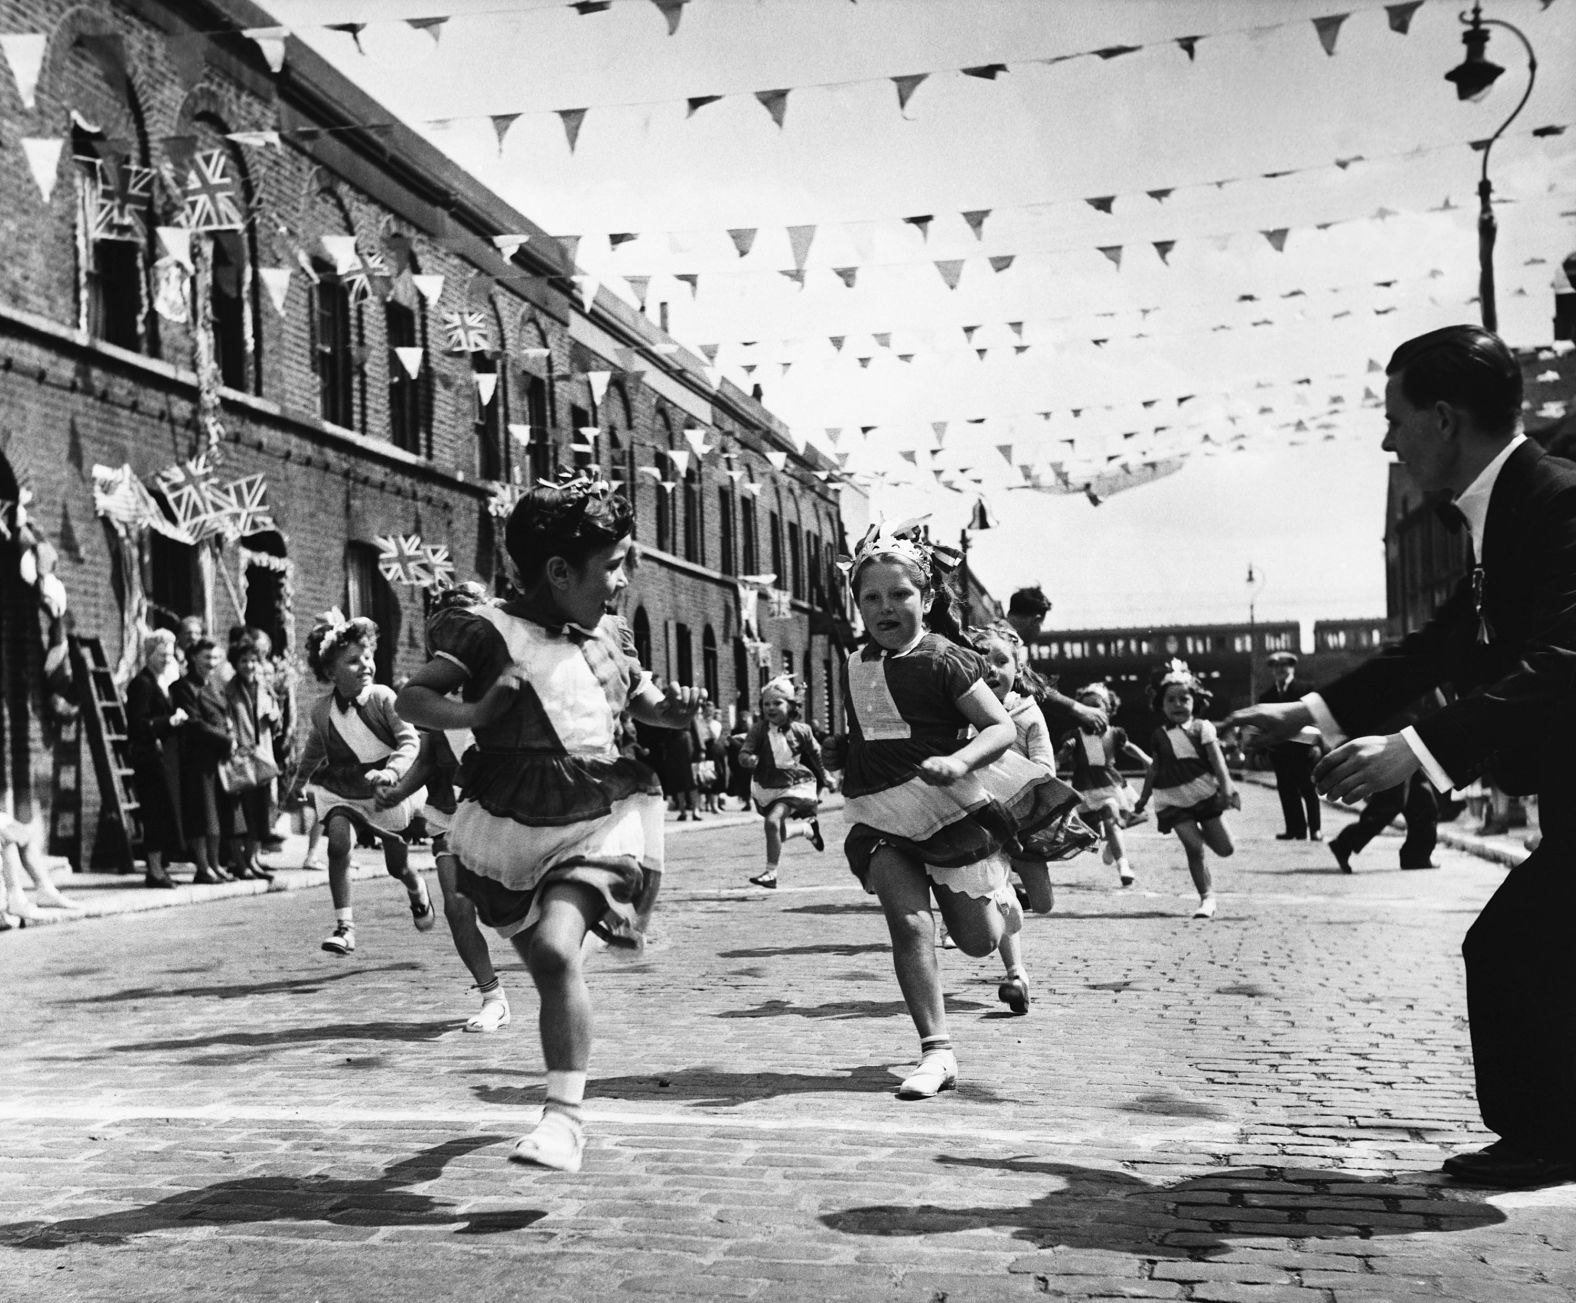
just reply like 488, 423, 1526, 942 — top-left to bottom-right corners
90, 156, 155, 242
768, 588, 793, 618
181, 150, 243, 232
422, 543, 455, 588
487, 480, 525, 520
376, 534, 431, 586
155, 452, 219, 521
442, 309, 490, 354
218, 474, 276, 537
343, 247, 391, 306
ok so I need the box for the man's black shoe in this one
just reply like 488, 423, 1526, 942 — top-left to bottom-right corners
1442, 1141, 1576, 1189
1274, 832, 1306, 841
1330, 840, 1353, 873
1400, 857, 1441, 870
1309, 831, 1323, 842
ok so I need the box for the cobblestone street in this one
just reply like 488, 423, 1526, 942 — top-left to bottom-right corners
1, 785, 1571, 1302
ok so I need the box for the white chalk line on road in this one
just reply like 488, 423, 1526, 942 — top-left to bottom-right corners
0, 1099, 1231, 1153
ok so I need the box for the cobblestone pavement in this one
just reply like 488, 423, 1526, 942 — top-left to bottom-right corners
1, 787, 1571, 1302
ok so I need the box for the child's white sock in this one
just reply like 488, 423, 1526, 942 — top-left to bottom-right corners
545, 1069, 587, 1108
335, 907, 353, 925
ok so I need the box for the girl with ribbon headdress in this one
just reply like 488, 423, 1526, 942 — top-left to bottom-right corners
286, 611, 435, 955
1132, 660, 1239, 919
737, 673, 829, 889
397, 470, 706, 1174
838, 518, 1083, 1099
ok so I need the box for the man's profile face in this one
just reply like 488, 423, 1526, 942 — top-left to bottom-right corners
1005, 610, 1042, 643
1382, 373, 1455, 493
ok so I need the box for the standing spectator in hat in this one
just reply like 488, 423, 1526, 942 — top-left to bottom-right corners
1327, 707, 1440, 873
1259, 651, 1322, 841
1004, 586, 1108, 738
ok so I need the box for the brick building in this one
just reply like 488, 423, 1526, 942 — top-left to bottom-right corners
0, 0, 854, 867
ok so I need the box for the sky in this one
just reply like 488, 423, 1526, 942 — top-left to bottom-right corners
259, 0, 1576, 638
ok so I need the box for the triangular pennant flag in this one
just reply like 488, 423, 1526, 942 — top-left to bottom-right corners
787, 224, 816, 271
1176, 35, 1201, 60
1312, 13, 1349, 56
904, 214, 933, 240
780, 269, 806, 288
578, 425, 601, 443
492, 113, 521, 152
858, 356, 872, 369
1014, 344, 1030, 356
509, 423, 533, 445
21, 138, 63, 202
1094, 45, 1140, 59
474, 371, 498, 407
765, 450, 789, 472
687, 94, 721, 117
1, 34, 48, 109
961, 64, 1007, 79
1097, 245, 1123, 270
651, 0, 687, 35
321, 234, 359, 275
728, 228, 757, 258
962, 325, 979, 344
756, 89, 790, 129
666, 447, 691, 475
932, 421, 949, 443
242, 27, 288, 74
961, 209, 990, 240
975, 349, 988, 362
586, 369, 612, 408
625, 275, 650, 308
411, 273, 444, 304
1153, 240, 1176, 265
608, 232, 638, 250
571, 274, 598, 312
833, 267, 858, 288
898, 450, 918, 465
1085, 196, 1116, 214
157, 226, 193, 270
893, 73, 928, 113
989, 255, 1015, 273
557, 108, 588, 152
259, 266, 292, 316
873, 332, 891, 348
934, 259, 964, 290
574, 0, 612, 11
683, 427, 712, 457
407, 17, 448, 40
326, 22, 366, 52
700, 343, 719, 363
1148, 188, 1174, 203
829, 335, 845, 352
492, 233, 530, 259
1385, 1, 1423, 34
395, 346, 424, 379
1261, 228, 1289, 252
675, 273, 699, 297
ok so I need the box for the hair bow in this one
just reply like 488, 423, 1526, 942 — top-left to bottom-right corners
835, 515, 959, 586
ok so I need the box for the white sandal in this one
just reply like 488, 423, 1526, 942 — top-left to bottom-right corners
897, 1050, 958, 1100
464, 998, 511, 1033
508, 1110, 584, 1173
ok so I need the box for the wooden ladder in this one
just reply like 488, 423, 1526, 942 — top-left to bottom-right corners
69, 635, 142, 874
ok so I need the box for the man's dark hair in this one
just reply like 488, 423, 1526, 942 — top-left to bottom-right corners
1387, 325, 1522, 434
1008, 585, 1051, 618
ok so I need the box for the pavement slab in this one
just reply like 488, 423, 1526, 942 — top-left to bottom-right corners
1, 787, 1572, 1300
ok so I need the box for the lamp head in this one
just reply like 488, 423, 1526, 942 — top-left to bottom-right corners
1446, 14, 1505, 102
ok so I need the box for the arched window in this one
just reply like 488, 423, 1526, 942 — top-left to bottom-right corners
385, 250, 430, 456
240, 529, 291, 653
518, 315, 555, 484
683, 458, 702, 563
701, 626, 720, 703
632, 606, 653, 669
655, 413, 674, 552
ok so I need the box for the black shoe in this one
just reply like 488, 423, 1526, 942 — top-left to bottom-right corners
807, 818, 825, 852
1274, 831, 1306, 841
1442, 1141, 1576, 1189
748, 871, 778, 889
1309, 831, 1323, 842
143, 872, 177, 889
1400, 857, 1441, 870
260, 835, 286, 852
1330, 840, 1353, 873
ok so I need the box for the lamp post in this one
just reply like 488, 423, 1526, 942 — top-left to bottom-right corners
1445, 2, 1538, 335
1246, 562, 1267, 705
958, 497, 994, 627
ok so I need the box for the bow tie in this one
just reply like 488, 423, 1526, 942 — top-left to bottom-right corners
1434, 500, 1465, 535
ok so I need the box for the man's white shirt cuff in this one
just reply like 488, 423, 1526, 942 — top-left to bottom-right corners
1400, 726, 1454, 793
1301, 693, 1345, 746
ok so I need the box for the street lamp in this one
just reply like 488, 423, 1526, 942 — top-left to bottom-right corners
958, 497, 994, 627
1246, 562, 1267, 705
1445, 2, 1538, 334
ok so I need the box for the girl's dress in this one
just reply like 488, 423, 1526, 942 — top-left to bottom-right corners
1064, 724, 1141, 820
297, 685, 425, 837
1002, 692, 1097, 862
427, 602, 664, 945
1148, 718, 1229, 833
419, 726, 472, 842
741, 718, 827, 817
841, 634, 1082, 902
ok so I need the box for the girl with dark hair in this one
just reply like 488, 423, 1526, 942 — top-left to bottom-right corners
287, 613, 434, 956
838, 520, 1081, 1097
1060, 681, 1150, 888
397, 472, 706, 1173
1133, 660, 1238, 919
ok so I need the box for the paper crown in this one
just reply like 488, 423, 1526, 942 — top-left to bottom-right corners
1156, 658, 1200, 690
835, 515, 960, 586
760, 673, 801, 704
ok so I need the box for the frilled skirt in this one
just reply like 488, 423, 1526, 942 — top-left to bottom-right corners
751, 778, 819, 818
310, 786, 426, 840
448, 750, 666, 945
844, 749, 1086, 897
1075, 765, 1138, 820
1154, 773, 1227, 833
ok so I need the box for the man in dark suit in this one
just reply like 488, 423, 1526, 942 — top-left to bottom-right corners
1227, 325, 1576, 1190
1328, 706, 1440, 872
1259, 651, 1322, 841
1004, 586, 1106, 734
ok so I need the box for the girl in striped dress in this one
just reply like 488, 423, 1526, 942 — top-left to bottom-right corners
1132, 660, 1238, 919
840, 521, 1082, 1098
396, 472, 705, 1174
1061, 682, 1151, 888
